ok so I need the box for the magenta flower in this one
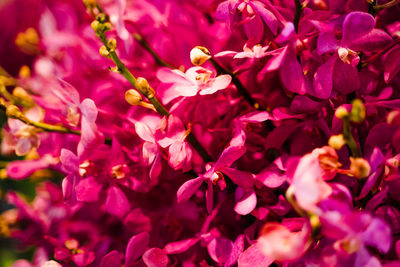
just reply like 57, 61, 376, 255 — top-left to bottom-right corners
216, 0, 280, 44
313, 11, 392, 97
288, 146, 339, 213
177, 121, 254, 213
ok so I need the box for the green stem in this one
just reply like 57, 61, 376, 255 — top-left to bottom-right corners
209, 57, 260, 109
0, 103, 113, 144
133, 33, 176, 69
342, 117, 361, 158
374, 0, 398, 11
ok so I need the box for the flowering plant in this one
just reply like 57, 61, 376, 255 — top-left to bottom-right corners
0, 0, 400, 266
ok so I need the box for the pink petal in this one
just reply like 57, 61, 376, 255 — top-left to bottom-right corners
60, 149, 78, 173
342, 12, 375, 47
255, 168, 287, 188
238, 243, 273, 267
234, 189, 257, 215
53, 78, 80, 105
261, 46, 287, 72
177, 176, 205, 203
225, 235, 244, 267
220, 167, 254, 188
7, 157, 52, 180
142, 248, 169, 267
164, 237, 201, 254
280, 45, 307, 95
62, 174, 78, 203
312, 55, 335, 99
125, 232, 150, 266
149, 151, 162, 180
244, 14, 264, 44
106, 186, 130, 218
317, 31, 339, 55
156, 68, 187, 84
15, 138, 32, 156
349, 29, 391, 52
239, 111, 273, 123
100, 251, 122, 267
215, 0, 233, 21
79, 98, 98, 123
384, 46, 400, 83
207, 237, 233, 264
199, 75, 231, 95
215, 146, 246, 168
135, 122, 155, 143
333, 59, 360, 94
251, 1, 278, 35
75, 177, 102, 202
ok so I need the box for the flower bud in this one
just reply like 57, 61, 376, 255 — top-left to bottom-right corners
190, 46, 211, 66
83, 0, 96, 6
328, 134, 345, 150
136, 77, 155, 98
125, 89, 142, 105
349, 99, 365, 123
107, 38, 117, 52
64, 239, 79, 250
309, 214, 320, 234
13, 87, 34, 108
91, 20, 101, 32
350, 157, 371, 179
19, 65, 30, 78
6, 105, 22, 119
99, 45, 110, 58
91, 20, 111, 34
335, 106, 348, 119
387, 110, 400, 125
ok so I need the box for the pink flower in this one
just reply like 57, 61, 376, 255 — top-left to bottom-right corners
258, 219, 311, 262
156, 115, 193, 172
157, 66, 231, 104
288, 146, 338, 213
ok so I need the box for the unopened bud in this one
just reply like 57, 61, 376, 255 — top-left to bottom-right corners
91, 20, 111, 34
109, 66, 119, 73
13, 87, 34, 108
350, 157, 371, 179
107, 38, 117, 52
387, 110, 400, 125
103, 22, 112, 31
99, 45, 110, 58
349, 99, 365, 123
136, 77, 155, 98
309, 214, 320, 234
19, 65, 30, 78
64, 239, 79, 250
91, 20, 101, 32
125, 89, 142, 105
83, 0, 96, 7
335, 106, 348, 119
328, 134, 346, 150
190, 46, 211, 65
6, 105, 22, 119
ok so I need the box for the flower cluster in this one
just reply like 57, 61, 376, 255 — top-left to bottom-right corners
0, 0, 400, 266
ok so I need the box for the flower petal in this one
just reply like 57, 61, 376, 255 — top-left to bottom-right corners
177, 176, 205, 203
125, 232, 150, 266
106, 186, 130, 218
